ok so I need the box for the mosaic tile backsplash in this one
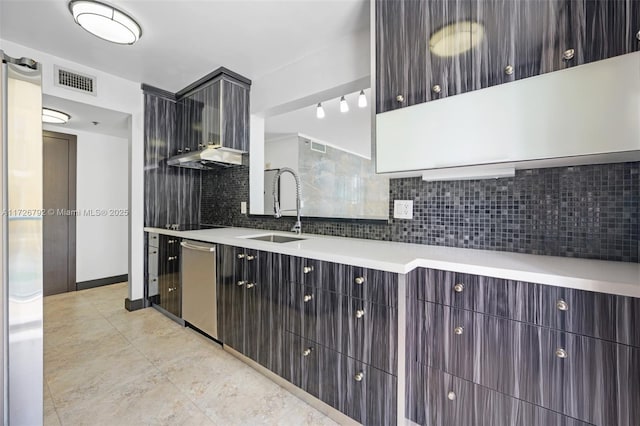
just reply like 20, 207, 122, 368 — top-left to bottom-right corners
200, 161, 639, 263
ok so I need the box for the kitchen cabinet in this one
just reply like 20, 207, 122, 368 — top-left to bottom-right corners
406, 267, 640, 426
146, 233, 159, 304
376, 0, 639, 113
149, 234, 181, 319
176, 71, 250, 154
217, 245, 289, 374
284, 332, 397, 426
285, 256, 398, 424
375, 0, 474, 113
406, 363, 592, 426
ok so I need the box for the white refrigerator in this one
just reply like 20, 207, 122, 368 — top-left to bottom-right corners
1, 50, 44, 425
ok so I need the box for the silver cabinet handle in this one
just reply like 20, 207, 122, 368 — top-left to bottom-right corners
168, 287, 176, 292
180, 241, 215, 252
396, 94, 405, 102
303, 266, 314, 274
356, 309, 365, 319
237, 253, 246, 259
303, 348, 313, 357
447, 391, 456, 401
556, 348, 568, 359
556, 299, 569, 311
303, 294, 313, 302
504, 65, 514, 75
246, 255, 255, 261
454, 326, 464, 335
246, 282, 256, 289
237, 281, 247, 287
432, 84, 442, 94
354, 277, 365, 285
168, 239, 177, 244
354, 372, 364, 382
563, 48, 575, 60
454, 283, 464, 293
168, 256, 178, 261
184, 147, 191, 152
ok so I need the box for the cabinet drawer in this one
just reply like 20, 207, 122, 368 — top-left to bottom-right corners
410, 301, 640, 425
291, 257, 398, 307
284, 332, 397, 425
406, 362, 593, 426
286, 284, 397, 374
408, 267, 640, 347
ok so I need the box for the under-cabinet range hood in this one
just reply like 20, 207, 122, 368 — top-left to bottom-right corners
166, 144, 243, 169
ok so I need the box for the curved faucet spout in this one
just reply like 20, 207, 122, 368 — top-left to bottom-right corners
272, 167, 302, 234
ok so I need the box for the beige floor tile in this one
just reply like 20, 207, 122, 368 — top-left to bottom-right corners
44, 283, 334, 426
55, 372, 217, 426
47, 344, 154, 410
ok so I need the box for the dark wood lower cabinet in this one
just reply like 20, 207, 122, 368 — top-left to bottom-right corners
156, 235, 181, 317
408, 300, 639, 425
406, 363, 593, 426
285, 332, 397, 425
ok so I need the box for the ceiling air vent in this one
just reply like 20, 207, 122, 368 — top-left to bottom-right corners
54, 66, 97, 96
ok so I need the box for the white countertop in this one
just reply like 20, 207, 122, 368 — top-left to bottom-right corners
145, 226, 640, 298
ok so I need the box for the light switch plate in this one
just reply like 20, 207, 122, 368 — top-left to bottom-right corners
394, 200, 413, 219
240, 201, 247, 214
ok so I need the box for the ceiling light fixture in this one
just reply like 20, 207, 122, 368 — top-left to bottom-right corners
358, 90, 367, 108
340, 96, 349, 113
69, 0, 142, 45
316, 103, 325, 119
429, 21, 484, 57
42, 108, 71, 124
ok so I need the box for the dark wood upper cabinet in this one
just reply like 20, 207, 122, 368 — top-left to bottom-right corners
176, 70, 250, 153
376, 0, 640, 113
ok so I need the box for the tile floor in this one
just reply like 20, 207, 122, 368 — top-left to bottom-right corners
44, 283, 336, 426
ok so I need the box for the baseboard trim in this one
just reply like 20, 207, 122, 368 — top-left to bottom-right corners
124, 297, 145, 312
76, 274, 128, 291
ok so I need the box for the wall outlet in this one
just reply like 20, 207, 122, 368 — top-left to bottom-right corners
394, 200, 413, 219
240, 201, 247, 214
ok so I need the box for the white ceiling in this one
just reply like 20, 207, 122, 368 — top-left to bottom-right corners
43, 94, 131, 139
265, 88, 371, 158
0, 0, 369, 92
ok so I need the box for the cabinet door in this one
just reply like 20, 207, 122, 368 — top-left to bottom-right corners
426, 0, 474, 100
157, 235, 181, 317
284, 332, 320, 399
200, 81, 221, 147
220, 79, 249, 152
345, 298, 397, 375
285, 283, 317, 343
376, 0, 409, 113
343, 357, 397, 425
177, 92, 205, 153
584, 0, 640, 63
217, 245, 245, 351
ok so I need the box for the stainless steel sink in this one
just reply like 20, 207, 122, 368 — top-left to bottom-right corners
246, 234, 306, 243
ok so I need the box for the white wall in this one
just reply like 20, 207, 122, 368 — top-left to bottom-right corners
43, 127, 129, 282
1, 39, 145, 300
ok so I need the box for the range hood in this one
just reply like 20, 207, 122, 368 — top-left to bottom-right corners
166, 144, 243, 169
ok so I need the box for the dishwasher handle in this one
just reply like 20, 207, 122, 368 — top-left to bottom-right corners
180, 241, 216, 252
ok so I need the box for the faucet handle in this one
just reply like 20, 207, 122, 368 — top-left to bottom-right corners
291, 221, 302, 235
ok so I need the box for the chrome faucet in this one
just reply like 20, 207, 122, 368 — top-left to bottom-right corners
272, 167, 302, 234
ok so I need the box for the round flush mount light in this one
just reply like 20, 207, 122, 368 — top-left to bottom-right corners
69, 0, 142, 45
429, 21, 484, 57
42, 108, 71, 124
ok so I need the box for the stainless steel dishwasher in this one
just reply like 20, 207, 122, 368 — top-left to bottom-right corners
180, 240, 217, 339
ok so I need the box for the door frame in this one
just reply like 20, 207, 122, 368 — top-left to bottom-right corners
43, 130, 77, 293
